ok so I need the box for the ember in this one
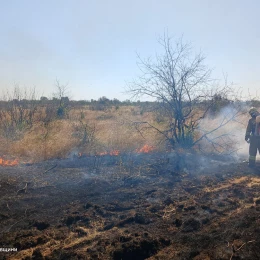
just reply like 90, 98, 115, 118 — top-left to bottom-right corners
0, 157, 18, 166
136, 144, 155, 153
109, 150, 120, 156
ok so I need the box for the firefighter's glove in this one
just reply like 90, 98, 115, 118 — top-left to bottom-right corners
245, 136, 250, 142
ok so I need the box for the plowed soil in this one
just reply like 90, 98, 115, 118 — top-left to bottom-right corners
0, 153, 259, 260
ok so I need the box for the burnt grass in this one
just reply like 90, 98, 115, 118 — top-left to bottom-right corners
0, 153, 260, 260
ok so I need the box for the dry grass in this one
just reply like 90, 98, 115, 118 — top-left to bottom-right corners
0, 106, 162, 162
0, 104, 247, 162
10, 120, 79, 161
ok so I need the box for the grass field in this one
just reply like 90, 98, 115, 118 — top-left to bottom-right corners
0, 101, 253, 164
0, 105, 165, 163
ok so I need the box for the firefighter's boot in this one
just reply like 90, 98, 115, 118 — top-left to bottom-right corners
248, 156, 256, 168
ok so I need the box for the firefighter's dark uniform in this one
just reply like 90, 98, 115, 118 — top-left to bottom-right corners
245, 117, 260, 167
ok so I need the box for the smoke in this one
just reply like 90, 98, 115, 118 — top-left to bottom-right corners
198, 103, 249, 161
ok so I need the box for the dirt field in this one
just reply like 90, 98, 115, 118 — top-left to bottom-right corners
0, 153, 259, 260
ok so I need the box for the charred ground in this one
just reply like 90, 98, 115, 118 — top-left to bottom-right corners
0, 153, 260, 260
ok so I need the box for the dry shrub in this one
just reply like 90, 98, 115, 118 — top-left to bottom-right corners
69, 106, 160, 154
94, 107, 160, 152
10, 120, 78, 162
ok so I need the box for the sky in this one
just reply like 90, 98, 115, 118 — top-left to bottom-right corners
0, 0, 259, 101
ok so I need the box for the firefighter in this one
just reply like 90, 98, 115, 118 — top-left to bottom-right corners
245, 107, 260, 167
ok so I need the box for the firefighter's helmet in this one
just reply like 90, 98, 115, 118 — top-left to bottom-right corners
249, 107, 259, 117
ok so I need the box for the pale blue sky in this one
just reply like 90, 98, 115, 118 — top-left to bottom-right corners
0, 0, 259, 100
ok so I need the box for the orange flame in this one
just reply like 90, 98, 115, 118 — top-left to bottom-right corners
0, 157, 18, 166
109, 150, 120, 156
136, 144, 155, 154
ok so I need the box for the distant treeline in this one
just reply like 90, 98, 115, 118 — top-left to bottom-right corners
0, 96, 156, 111
0, 95, 259, 111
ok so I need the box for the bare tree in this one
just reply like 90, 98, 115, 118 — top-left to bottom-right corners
127, 34, 239, 151
52, 80, 71, 118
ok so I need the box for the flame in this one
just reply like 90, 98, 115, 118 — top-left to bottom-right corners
136, 144, 155, 153
85, 144, 155, 157
109, 150, 120, 156
0, 157, 18, 166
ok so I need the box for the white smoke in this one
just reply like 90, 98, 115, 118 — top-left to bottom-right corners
198, 103, 249, 161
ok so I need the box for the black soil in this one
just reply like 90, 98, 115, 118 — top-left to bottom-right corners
0, 154, 259, 260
